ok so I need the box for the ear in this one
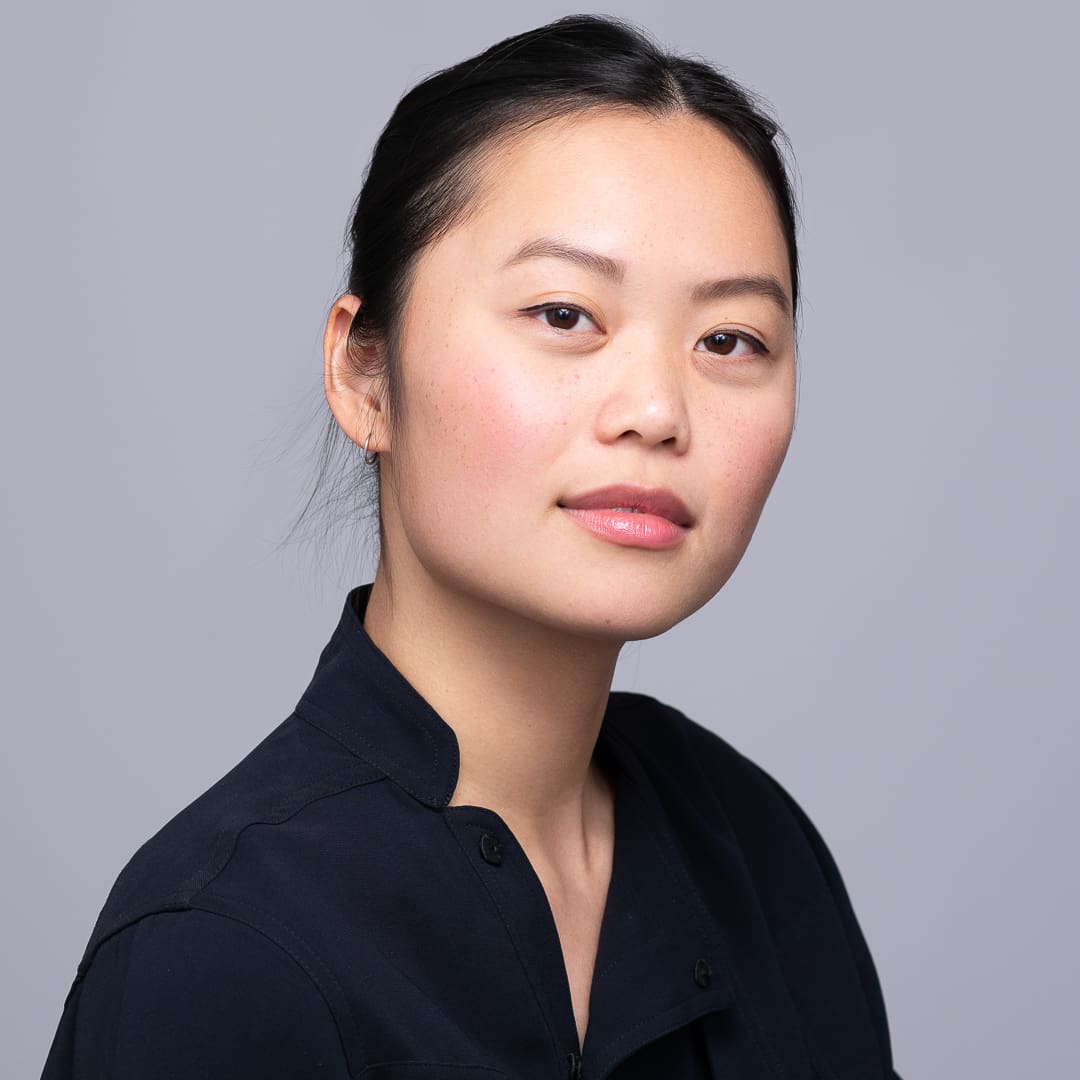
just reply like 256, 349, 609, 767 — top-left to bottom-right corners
323, 294, 391, 453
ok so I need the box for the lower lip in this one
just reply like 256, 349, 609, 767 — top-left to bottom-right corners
559, 507, 688, 550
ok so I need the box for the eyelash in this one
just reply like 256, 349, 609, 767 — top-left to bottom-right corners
519, 302, 769, 358
520, 302, 602, 334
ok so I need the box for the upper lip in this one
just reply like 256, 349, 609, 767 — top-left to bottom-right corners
558, 485, 694, 527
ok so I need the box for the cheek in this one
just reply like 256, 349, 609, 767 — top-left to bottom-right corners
702, 393, 794, 527
395, 327, 572, 508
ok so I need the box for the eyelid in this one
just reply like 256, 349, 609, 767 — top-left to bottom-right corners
519, 300, 604, 333
696, 328, 770, 355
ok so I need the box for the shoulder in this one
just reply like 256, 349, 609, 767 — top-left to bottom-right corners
81, 713, 381, 973
607, 689, 856, 909
606, 689, 796, 824
606, 691, 896, 1075
43, 909, 346, 1078
48, 714, 380, 1076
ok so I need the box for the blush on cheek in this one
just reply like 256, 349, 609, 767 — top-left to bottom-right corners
750, 412, 793, 483
461, 365, 569, 476
720, 409, 794, 537
707, 393, 792, 469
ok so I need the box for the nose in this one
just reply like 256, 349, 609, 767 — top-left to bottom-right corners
594, 337, 690, 451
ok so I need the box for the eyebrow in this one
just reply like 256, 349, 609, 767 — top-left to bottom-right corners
502, 237, 791, 317
691, 274, 791, 316
504, 237, 624, 284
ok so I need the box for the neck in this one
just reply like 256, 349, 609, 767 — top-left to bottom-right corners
362, 564, 621, 857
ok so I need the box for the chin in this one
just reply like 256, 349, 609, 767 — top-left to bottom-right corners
523, 574, 727, 645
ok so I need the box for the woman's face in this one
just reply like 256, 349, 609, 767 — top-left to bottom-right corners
375, 108, 796, 641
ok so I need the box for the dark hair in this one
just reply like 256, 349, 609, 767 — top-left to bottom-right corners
293, 14, 799, 557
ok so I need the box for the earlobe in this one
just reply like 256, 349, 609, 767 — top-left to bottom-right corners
323, 294, 390, 453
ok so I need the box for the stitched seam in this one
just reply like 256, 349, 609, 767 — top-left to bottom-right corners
237, 864, 495, 1065
195, 877, 510, 1070
357, 1063, 507, 1078
83, 909, 353, 1072
339, 615, 450, 772
593, 993, 731, 1077
101, 721, 304, 903
189, 766, 382, 894
191, 895, 361, 1061
299, 704, 444, 805
95, 766, 380, 939
106, 918, 135, 1068
442, 815, 566, 1066
730, 972, 791, 1080
601, 701, 792, 1078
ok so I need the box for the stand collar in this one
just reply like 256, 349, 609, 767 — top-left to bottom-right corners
294, 584, 462, 808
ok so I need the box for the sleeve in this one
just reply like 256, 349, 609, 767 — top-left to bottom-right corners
41, 908, 349, 1080
763, 773, 903, 1080
674, 708, 902, 1078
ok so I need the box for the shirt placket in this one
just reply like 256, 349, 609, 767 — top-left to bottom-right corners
444, 806, 584, 1079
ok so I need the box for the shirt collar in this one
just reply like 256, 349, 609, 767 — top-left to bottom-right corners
294, 585, 738, 1070
294, 584, 461, 808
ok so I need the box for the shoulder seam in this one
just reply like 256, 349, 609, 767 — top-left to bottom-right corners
187, 763, 385, 898
84, 762, 382, 963
188, 897, 360, 1063
92, 908, 353, 1068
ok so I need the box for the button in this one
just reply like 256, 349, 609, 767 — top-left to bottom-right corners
479, 833, 504, 865
693, 958, 712, 988
566, 1051, 583, 1079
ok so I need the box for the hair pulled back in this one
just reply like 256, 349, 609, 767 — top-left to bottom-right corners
345, 13, 799, 403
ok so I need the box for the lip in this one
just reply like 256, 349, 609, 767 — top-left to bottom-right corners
557, 485, 693, 550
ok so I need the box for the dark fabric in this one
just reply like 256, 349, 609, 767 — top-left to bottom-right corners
42, 584, 901, 1080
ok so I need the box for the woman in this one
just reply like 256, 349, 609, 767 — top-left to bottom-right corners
43, 15, 900, 1079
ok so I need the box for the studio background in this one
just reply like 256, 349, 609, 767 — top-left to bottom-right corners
4, 1, 1076, 1076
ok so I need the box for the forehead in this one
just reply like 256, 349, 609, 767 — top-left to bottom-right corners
419, 108, 791, 295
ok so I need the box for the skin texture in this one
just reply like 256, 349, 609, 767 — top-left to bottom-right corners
323, 108, 797, 1050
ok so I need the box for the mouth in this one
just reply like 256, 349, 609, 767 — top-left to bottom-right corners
557, 485, 694, 527
556, 485, 693, 551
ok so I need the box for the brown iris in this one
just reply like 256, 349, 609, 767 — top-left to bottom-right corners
544, 306, 581, 330
701, 332, 738, 355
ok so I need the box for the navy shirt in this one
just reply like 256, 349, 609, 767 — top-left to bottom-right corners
43, 585, 900, 1079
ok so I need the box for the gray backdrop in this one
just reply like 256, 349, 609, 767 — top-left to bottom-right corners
4, 1, 1076, 1076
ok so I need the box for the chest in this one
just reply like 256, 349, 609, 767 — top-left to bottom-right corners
191, 773, 889, 1078
546, 882, 610, 1051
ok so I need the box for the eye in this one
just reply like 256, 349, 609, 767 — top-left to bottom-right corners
521, 302, 600, 333
695, 330, 769, 359
545, 306, 584, 330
